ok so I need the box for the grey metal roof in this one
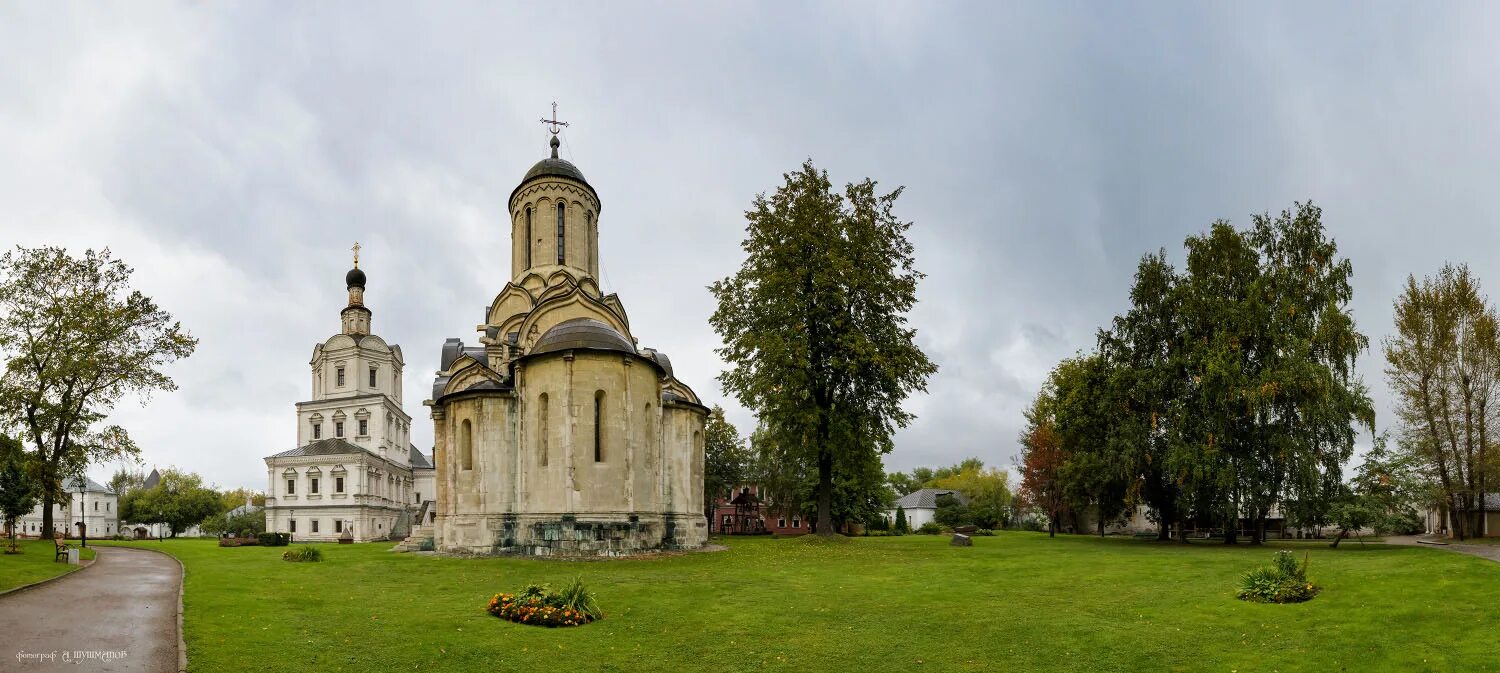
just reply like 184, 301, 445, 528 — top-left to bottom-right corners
142, 468, 160, 489
226, 503, 260, 518
267, 438, 374, 460
529, 318, 634, 357
409, 445, 434, 469
61, 476, 112, 494
440, 338, 464, 371
522, 157, 588, 185
643, 348, 674, 379
508, 138, 601, 207
893, 488, 967, 510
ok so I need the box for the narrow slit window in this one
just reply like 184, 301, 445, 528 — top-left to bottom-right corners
538, 393, 549, 467
524, 207, 533, 268
594, 390, 605, 462
556, 202, 566, 264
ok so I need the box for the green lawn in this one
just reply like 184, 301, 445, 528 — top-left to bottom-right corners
0, 539, 97, 592
95, 533, 1500, 673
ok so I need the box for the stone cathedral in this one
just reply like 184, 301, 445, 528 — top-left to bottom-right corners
425, 131, 708, 556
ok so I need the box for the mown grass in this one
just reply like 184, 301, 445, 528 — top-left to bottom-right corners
96, 533, 1499, 673
0, 539, 97, 592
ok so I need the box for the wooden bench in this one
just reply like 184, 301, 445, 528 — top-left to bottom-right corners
53, 538, 70, 562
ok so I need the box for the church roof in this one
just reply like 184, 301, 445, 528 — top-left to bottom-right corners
529, 318, 635, 357
523, 157, 588, 185
509, 135, 600, 207
511, 157, 596, 206
143, 468, 161, 489
409, 445, 434, 470
268, 438, 376, 460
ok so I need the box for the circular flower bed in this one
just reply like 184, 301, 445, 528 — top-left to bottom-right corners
486, 578, 602, 628
487, 593, 595, 627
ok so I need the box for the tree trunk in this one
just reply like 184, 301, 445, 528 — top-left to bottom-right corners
1098, 517, 1105, 537
1223, 497, 1238, 545
1048, 517, 1056, 538
1330, 529, 1346, 548
39, 492, 54, 540
814, 449, 834, 537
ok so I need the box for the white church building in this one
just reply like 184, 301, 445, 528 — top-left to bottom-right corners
263, 254, 435, 542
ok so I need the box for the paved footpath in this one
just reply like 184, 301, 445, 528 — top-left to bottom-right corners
1385, 534, 1500, 563
0, 546, 181, 673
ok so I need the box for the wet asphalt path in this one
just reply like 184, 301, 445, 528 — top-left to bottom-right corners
0, 546, 180, 672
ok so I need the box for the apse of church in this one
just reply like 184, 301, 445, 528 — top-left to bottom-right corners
426, 119, 708, 556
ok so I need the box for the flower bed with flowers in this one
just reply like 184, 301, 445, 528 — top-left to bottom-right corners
486, 578, 602, 628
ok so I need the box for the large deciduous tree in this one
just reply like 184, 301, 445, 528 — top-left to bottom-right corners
1099, 250, 1183, 540
711, 161, 936, 536
1384, 263, 1499, 539
1024, 203, 1371, 543
0, 247, 196, 538
702, 405, 749, 524
1169, 205, 1372, 544
119, 468, 221, 538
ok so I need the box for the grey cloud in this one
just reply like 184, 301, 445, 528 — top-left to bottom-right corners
1, 3, 1495, 488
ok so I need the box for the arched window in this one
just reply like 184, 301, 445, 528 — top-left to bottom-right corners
537, 393, 549, 467
594, 390, 605, 462
524, 207, 533, 268
644, 402, 654, 454
585, 212, 593, 271
556, 202, 567, 265
460, 419, 473, 471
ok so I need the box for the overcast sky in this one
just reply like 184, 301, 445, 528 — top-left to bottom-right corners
3, 3, 1498, 491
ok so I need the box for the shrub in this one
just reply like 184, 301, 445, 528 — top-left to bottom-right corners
1237, 550, 1320, 604
487, 577, 602, 627
282, 545, 323, 562
1018, 517, 1046, 533
974, 528, 995, 536
917, 522, 943, 535
257, 532, 291, 547
240, 528, 254, 539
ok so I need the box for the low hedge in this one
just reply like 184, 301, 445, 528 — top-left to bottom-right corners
256, 532, 292, 547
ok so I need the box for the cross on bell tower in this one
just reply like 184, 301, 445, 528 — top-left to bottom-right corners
539, 102, 570, 158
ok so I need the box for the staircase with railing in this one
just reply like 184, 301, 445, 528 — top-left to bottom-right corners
392, 500, 435, 552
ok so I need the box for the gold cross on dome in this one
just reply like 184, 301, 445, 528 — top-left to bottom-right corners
539, 101, 570, 135
351, 241, 361, 268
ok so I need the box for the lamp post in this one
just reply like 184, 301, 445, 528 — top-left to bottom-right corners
77, 478, 87, 548
289, 508, 295, 542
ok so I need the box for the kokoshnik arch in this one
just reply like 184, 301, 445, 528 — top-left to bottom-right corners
425, 130, 709, 556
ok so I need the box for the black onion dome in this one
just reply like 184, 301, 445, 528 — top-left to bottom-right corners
346, 267, 366, 288
529, 318, 633, 357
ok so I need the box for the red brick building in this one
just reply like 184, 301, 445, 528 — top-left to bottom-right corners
711, 485, 809, 536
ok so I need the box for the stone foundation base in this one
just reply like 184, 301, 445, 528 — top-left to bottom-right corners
436, 512, 707, 557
